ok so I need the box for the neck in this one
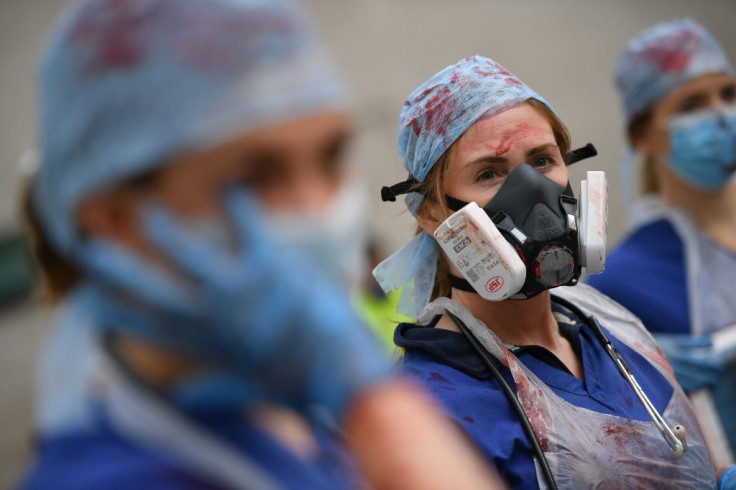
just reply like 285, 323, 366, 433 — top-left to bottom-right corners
450, 288, 560, 348
658, 169, 736, 249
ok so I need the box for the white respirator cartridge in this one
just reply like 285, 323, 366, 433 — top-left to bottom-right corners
579, 171, 608, 274
433, 202, 526, 301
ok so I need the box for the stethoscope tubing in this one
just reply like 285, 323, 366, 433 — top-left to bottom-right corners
451, 296, 687, 489
552, 295, 687, 458
448, 312, 558, 490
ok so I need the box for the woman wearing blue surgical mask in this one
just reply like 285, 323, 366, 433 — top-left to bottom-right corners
587, 19, 736, 477
20, 1, 501, 489
375, 54, 730, 489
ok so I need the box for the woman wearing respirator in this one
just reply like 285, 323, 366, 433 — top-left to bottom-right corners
376, 54, 726, 489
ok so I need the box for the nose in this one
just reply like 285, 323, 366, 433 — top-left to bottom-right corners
715, 103, 736, 127
292, 178, 336, 211
276, 165, 344, 214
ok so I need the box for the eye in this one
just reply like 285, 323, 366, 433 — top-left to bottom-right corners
475, 169, 497, 182
721, 85, 736, 104
320, 137, 348, 176
530, 156, 552, 169
678, 95, 709, 114
239, 152, 283, 189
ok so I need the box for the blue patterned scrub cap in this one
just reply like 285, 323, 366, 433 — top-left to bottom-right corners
34, 0, 346, 255
615, 18, 735, 123
374, 55, 553, 318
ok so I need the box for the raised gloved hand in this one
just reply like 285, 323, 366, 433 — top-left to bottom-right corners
653, 334, 723, 392
76, 189, 391, 419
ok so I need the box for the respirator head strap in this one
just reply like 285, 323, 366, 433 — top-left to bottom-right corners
380, 175, 419, 202
567, 143, 598, 165
446, 195, 471, 212
449, 274, 477, 293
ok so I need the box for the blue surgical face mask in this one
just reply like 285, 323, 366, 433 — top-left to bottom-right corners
138, 185, 368, 294
668, 106, 736, 190
265, 181, 369, 292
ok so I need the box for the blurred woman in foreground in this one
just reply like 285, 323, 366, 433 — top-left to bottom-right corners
376, 54, 723, 488
21, 1, 499, 488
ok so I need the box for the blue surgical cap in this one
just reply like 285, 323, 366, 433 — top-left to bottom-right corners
398, 55, 552, 184
615, 18, 735, 123
374, 55, 553, 318
34, 0, 346, 254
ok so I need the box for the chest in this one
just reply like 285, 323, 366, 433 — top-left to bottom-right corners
402, 331, 675, 479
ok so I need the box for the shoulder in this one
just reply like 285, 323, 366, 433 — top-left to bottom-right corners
398, 338, 537, 488
586, 219, 689, 334
591, 218, 683, 285
395, 321, 526, 425
395, 320, 493, 380
23, 431, 213, 490
621, 218, 682, 251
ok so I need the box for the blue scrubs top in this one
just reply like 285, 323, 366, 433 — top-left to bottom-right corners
394, 299, 673, 490
23, 401, 357, 490
587, 219, 690, 334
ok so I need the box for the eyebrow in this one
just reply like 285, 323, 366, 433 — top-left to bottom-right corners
679, 93, 708, 105
464, 143, 559, 167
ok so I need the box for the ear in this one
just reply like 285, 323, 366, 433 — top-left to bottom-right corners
415, 200, 446, 237
77, 189, 144, 245
631, 132, 652, 156
629, 117, 658, 157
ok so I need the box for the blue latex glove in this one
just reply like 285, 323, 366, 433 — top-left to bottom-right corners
721, 465, 736, 490
653, 333, 723, 392
76, 189, 391, 419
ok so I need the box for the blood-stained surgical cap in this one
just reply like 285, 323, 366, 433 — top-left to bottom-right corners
375, 55, 552, 318
34, 0, 346, 254
615, 18, 735, 123
398, 55, 551, 185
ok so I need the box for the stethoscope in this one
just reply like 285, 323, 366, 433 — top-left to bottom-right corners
448, 294, 688, 490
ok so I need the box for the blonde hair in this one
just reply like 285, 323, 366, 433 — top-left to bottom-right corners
626, 110, 660, 195
22, 183, 81, 301
22, 171, 160, 302
413, 99, 572, 300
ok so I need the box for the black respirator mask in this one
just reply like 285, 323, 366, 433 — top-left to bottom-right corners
381, 143, 606, 301
446, 163, 580, 299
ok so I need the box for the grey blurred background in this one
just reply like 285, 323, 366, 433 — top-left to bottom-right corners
1, 0, 734, 486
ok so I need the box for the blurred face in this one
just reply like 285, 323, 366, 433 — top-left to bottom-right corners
78, 111, 352, 257
635, 73, 736, 157
418, 103, 568, 232
154, 111, 351, 216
